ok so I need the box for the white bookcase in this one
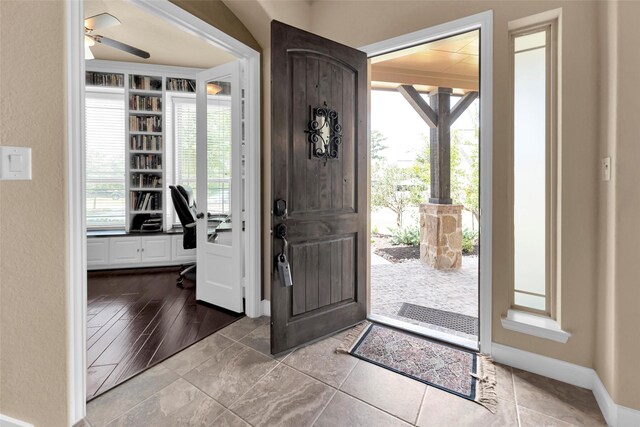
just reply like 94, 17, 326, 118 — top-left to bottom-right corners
85, 61, 201, 270
127, 73, 165, 231
86, 61, 200, 234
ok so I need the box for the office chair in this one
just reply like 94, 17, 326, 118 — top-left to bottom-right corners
169, 185, 218, 287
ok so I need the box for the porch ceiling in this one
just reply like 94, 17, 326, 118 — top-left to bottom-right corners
371, 30, 479, 93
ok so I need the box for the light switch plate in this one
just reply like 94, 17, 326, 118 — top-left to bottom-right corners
0, 146, 32, 180
601, 156, 611, 181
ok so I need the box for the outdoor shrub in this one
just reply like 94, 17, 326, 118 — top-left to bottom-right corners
372, 225, 380, 235
462, 229, 479, 254
391, 226, 420, 246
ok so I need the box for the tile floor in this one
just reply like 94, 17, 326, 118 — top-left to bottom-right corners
82, 316, 607, 427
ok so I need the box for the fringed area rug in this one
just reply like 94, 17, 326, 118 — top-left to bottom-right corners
336, 322, 497, 413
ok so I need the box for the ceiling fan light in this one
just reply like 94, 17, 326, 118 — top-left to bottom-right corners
207, 83, 222, 95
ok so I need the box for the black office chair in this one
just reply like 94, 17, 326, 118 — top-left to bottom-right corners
169, 185, 218, 287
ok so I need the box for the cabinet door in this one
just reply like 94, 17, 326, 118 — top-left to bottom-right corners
109, 237, 141, 265
87, 238, 109, 267
141, 236, 171, 263
172, 235, 196, 262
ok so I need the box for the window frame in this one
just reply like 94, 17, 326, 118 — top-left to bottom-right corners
508, 18, 560, 318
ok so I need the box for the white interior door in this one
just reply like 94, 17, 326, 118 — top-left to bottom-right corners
196, 61, 243, 312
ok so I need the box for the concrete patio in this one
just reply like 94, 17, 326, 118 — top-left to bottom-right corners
371, 255, 479, 342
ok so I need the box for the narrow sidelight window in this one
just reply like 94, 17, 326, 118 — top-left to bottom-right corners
511, 21, 558, 316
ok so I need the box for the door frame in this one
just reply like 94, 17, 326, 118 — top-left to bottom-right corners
359, 10, 493, 354
65, 0, 261, 422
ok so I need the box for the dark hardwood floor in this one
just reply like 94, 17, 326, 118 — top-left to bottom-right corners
86, 266, 243, 400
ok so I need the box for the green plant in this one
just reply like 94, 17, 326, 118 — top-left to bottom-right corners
371, 225, 380, 235
462, 229, 479, 254
390, 226, 420, 246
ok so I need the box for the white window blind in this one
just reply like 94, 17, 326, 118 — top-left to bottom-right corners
85, 91, 126, 228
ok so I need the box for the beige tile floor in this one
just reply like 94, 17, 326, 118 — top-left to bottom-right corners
81, 317, 607, 427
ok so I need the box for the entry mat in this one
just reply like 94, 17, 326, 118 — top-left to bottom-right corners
397, 303, 479, 336
337, 322, 497, 412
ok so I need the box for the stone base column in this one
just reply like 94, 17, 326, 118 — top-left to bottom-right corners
419, 203, 463, 270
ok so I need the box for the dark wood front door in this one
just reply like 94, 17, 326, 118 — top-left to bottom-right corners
270, 21, 368, 354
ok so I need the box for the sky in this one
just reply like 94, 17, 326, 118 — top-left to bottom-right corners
371, 90, 478, 166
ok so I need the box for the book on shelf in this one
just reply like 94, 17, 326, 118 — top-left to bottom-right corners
130, 75, 162, 91
131, 173, 162, 188
131, 191, 161, 211
129, 95, 162, 112
129, 115, 162, 132
131, 154, 162, 170
166, 77, 196, 92
130, 135, 162, 151
86, 71, 124, 87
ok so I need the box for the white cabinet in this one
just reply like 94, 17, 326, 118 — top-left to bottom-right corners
109, 237, 142, 265
87, 233, 192, 270
141, 236, 171, 263
87, 239, 109, 267
172, 235, 196, 261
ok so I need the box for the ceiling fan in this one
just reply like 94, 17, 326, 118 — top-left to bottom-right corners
84, 13, 150, 60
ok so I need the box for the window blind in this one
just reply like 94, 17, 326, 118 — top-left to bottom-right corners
85, 91, 126, 228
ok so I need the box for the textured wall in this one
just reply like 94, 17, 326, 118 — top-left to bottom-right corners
613, 1, 640, 408
0, 1, 69, 425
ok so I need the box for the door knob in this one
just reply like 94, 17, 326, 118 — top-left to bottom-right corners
196, 212, 204, 219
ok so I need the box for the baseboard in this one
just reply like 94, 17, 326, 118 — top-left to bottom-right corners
0, 414, 33, 427
491, 342, 594, 389
492, 342, 640, 427
261, 299, 271, 316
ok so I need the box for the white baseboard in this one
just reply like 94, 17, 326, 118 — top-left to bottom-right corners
0, 414, 33, 427
261, 299, 271, 316
492, 343, 640, 427
491, 342, 594, 389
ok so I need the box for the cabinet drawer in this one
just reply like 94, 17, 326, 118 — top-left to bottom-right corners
141, 236, 171, 263
109, 237, 142, 264
87, 238, 109, 267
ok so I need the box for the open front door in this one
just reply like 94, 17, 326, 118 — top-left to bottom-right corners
271, 21, 368, 354
195, 61, 243, 313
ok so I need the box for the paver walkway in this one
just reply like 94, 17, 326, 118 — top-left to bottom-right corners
371, 256, 479, 341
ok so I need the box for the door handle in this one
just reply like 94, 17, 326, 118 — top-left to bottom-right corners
196, 212, 205, 219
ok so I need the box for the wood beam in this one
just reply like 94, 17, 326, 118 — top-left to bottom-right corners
429, 87, 453, 204
397, 85, 438, 128
450, 91, 478, 125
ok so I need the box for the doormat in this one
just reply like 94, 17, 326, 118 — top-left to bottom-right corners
336, 322, 496, 412
397, 303, 479, 336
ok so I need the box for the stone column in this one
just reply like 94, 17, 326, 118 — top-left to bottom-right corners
419, 203, 463, 270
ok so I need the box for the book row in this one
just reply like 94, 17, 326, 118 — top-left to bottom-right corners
86, 72, 124, 87
131, 154, 162, 170
130, 135, 162, 151
167, 78, 196, 92
131, 173, 162, 188
130, 75, 162, 91
130, 95, 162, 112
131, 191, 161, 211
130, 115, 162, 132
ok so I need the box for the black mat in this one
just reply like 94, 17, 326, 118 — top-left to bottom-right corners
397, 303, 478, 336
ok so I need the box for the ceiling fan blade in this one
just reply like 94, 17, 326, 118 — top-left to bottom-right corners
84, 13, 120, 31
93, 35, 150, 59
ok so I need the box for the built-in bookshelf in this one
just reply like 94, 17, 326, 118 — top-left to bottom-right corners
87, 63, 204, 232
127, 74, 164, 227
